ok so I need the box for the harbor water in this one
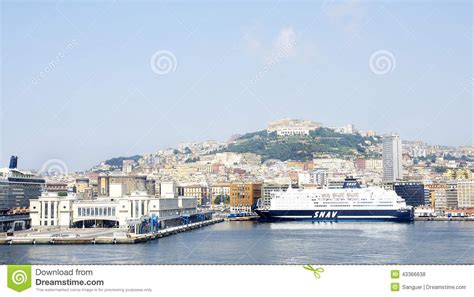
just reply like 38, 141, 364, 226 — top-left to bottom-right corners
1, 221, 473, 264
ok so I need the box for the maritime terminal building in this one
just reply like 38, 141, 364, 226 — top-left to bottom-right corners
30, 181, 203, 230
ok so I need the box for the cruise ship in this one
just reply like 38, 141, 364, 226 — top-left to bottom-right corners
0, 156, 45, 231
254, 179, 414, 222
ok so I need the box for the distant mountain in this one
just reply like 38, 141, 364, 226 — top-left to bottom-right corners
219, 128, 380, 161
104, 155, 142, 168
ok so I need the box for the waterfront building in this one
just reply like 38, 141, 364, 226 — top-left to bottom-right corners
267, 118, 322, 136
393, 182, 425, 207
446, 183, 458, 209
457, 181, 474, 208
210, 183, 230, 207
423, 188, 431, 206
425, 183, 446, 209
229, 182, 262, 213
383, 134, 403, 182
433, 187, 447, 210
424, 182, 459, 210
30, 192, 74, 228
30, 182, 199, 229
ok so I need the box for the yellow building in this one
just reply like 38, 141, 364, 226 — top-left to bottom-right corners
75, 178, 90, 193
197, 164, 213, 173
425, 183, 448, 210
443, 168, 473, 180
229, 182, 262, 213
178, 185, 210, 207
457, 181, 474, 208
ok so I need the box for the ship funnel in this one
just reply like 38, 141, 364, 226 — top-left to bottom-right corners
342, 177, 361, 189
8, 156, 18, 169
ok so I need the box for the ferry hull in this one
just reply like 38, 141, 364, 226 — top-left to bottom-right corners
255, 208, 414, 222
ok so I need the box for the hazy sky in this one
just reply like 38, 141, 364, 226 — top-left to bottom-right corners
1, 0, 472, 171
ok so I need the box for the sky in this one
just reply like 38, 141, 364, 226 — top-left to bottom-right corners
1, 0, 472, 171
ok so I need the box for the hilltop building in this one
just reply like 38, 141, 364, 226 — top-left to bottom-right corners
334, 123, 356, 134
267, 118, 322, 136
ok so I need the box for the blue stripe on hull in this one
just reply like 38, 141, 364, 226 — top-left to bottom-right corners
255, 209, 414, 222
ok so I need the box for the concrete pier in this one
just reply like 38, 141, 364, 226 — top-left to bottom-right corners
0, 218, 223, 245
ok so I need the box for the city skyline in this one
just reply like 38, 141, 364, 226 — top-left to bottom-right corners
0, 115, 469, 172
1, 1, 472, 171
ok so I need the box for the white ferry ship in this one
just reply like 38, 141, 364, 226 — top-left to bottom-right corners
254, 179, 414, 222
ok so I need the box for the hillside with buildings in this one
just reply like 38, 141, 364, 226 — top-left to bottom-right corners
221, 127, 380, 162
99, 118, 380, 169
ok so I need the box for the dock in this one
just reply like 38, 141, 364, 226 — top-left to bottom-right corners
0, 218, 223, 245
414, 217, 474, 221
225, 216, 258, 222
